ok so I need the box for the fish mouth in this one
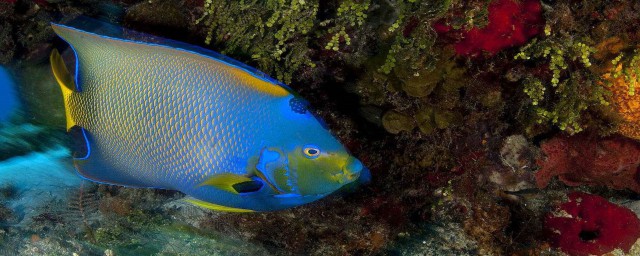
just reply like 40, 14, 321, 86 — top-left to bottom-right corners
332, 157, 363, 184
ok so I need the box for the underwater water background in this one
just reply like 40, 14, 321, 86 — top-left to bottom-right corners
2, 0, 640, 255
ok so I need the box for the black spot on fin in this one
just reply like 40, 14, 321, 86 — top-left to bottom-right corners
232, 180, 264, 194
68, 125, 90, 159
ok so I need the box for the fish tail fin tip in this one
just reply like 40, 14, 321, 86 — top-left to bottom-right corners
50, 49, 77, 131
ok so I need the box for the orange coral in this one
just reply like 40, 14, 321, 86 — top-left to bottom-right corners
595, 38, 640, 139
603, 64, 640, 139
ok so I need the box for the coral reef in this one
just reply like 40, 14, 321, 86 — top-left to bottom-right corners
513, 32, 606, 134
508, 1, 640, 135
123, 0, 191, 39
389, 223, 479, 255
435, 0, 544, 57
499, 135, 538, 173
535, 134, 640, 193
196, 0, 319, 84
602, 48, 640, 139
0, 21, 14, 64
545, 192, 640, 256
462, 198, 510, 255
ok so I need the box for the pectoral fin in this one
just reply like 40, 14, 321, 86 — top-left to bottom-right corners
185, 198, 254, 213
199, 174, 263, 194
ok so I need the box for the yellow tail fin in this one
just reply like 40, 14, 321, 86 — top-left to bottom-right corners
50, 49, 76, 131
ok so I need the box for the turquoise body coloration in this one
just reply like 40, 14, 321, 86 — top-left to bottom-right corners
51, 19, 367, 212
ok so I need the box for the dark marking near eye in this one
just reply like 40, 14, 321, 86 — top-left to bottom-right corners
233, 180, 263, 193
289, 97, 309, 114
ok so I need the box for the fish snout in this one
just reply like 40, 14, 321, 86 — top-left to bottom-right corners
336, 157, 363, 184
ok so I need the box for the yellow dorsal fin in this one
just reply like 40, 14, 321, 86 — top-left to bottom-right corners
185, 198, 254, 213
50, 49, 77, 131
198, 173, 254, 195
227, 68, 290, 97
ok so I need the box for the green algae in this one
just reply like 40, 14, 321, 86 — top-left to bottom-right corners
196, 0, 317, 84
196, 0, 452, 86
195, 0, 463, 137
514, 32, 608, 134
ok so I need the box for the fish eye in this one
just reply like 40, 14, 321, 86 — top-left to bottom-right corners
303, 145, 321, 159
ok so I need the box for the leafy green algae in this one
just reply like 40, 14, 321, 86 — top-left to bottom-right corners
197, 0, 318, 84
514, 29, 608, 134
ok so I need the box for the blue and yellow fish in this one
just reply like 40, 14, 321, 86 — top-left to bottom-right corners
50, 19, 368, 212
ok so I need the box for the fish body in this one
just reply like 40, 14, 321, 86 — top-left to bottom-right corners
50, 20, 366, 212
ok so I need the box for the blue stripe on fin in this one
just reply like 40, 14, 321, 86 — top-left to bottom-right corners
69, 125, 90, 160
54, 16, 293, 91
52, 33, 82, 92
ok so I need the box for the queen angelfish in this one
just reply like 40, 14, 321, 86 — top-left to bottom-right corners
49, 19, 369, 212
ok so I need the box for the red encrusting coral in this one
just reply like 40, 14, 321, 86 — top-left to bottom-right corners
435, 0, 544, 56
535, 134, 640, 193
545, 192, 640, 256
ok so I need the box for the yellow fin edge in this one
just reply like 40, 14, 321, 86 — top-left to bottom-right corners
228, 68, 289, 97
185, 198, 254, 213
49, 49, 76, 131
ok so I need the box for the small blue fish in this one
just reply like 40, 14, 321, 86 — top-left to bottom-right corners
0, 66, 19, 123
50, 19, 368, 212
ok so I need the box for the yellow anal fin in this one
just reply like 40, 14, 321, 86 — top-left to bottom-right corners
199, 173, 254, 195
185, 198, 254, 213
50, 49, 77, 131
